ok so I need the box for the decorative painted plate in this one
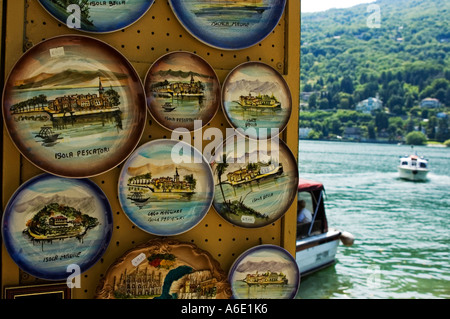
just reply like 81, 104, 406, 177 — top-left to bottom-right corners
222, 62, 292, 140
38, 0, 155, 33
229, 245, 300, 299
2, 35, 146, 178
169, 0, 286, 50
95, 238, 231, 299
118, 139, 214, 236
144, 51, 220, 132
210, 135, 298, 228
1, 174, 113, 281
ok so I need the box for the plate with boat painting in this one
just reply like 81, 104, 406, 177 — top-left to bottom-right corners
169, 0, 286, 50
222, 61, 292, 140
228, 244, 300, 299
2, 35, 146, 178
118, 139, 215, 236
144, 51, 221, 132
1, 174, 113, 281
38, 0, 155, 33
210, 135, 298, 228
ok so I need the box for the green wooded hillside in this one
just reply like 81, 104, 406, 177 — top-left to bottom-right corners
300, 0, 450, 143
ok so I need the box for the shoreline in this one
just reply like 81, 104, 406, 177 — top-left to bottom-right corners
299, 138, 448, 147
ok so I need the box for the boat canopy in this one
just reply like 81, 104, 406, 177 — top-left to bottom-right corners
298, 178, 324, 193
297, 178, 328, 238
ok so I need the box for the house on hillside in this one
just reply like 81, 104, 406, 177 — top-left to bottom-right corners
299, 128, 313, 138
420, 98, 441, 108
344, 127, 362, 140
356, 96, 383, 114
300, 91, 319, 102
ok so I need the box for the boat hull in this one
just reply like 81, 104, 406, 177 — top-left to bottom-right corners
397, 167, 428, 181
295, 230, 341, 276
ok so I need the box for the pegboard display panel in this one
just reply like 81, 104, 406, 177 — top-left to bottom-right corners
2, 0, 300, 299
24, 0, 287, 73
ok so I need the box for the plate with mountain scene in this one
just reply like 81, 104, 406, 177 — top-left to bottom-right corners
228, 244, 300, 299
144, 51, 221, 132
1, 174, 113, 280
222, 61, 292, 140
2, 35, 146, 178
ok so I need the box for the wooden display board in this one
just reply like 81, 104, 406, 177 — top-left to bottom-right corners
1, 0, 299, 299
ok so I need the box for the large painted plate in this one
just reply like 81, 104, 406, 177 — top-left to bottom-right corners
222, 62, 292, 140
2, 35, 146, 178
118, 139, 214, 236
210, 135, 298, 228
169, 0, 286, 50
38, 0, 155, 33
144, 51, 221, 132
1, 174, 113, 281
95, 238, 232, 299
229, 245, 300, 299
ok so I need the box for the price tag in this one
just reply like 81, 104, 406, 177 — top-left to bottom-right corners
50, 47, 65, 58
131, 253, 146, 267
241, 215, 255, 224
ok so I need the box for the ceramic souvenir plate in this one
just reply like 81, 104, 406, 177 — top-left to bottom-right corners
210, 136, 298, 228
2, 35, 146, 178
145, 51, 220, 132
96, 238, 232, 299
118, 139, 214, 236
38, 0, 155, 33
229, 245, 300, 299
2, 174, 113, 281
222, 62, 292, 140
169, 0, 286, 50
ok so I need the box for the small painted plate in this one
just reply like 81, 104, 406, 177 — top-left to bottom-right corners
38, 0, 155, 33
144, 51, 221, 132
96, 238, 232, 299
2, 35, 146, 178
229, 245, 300, 299
1, 174, 113, 281
118, 139, 214, 236
169, 0, 286, 50
222, 62, 292, 140
210, 135, 298, 228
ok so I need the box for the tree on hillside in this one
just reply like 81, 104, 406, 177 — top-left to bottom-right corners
405, 131, 427, 145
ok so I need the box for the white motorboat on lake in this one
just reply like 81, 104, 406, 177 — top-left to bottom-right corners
296, 179, 354, 276
398, 153, 429, 182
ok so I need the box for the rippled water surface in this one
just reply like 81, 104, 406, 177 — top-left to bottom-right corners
296, 140, 450, 299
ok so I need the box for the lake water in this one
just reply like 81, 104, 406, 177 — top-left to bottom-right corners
295, 140, 450, 299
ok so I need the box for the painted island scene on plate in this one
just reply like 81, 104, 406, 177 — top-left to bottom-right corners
95, 238, 232, 299
145, 51, 220, 132
210, 136, 298, 228
169, 0, 286, 49
118, 139, 214, 236
222, 62, 292, 140
1, 174, 113, 280
38, 0, 155, 33
229, 245, 300, 299
2, 35, 146, 178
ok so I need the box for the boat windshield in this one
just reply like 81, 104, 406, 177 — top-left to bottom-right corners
297, 191, 324, 239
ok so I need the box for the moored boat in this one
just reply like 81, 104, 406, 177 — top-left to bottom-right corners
127, 192, 150, 203
397, 153, 429, 182
35, 126, 60, 143
296, 179, 354, 276
162, 102, 176, 112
